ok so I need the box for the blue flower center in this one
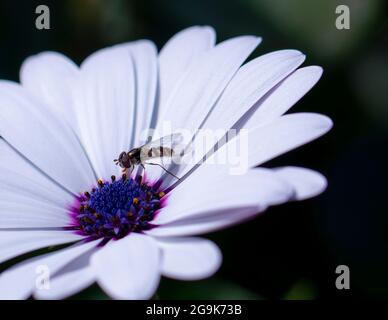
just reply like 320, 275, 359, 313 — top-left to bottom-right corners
72, 174, 164, 239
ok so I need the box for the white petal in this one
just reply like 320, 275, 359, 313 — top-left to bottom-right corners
0, 195, 72, 228
0, 151, 72, 207
0, 230, 83, 264
76, 44, 136, 179
199, 113, 332, 173
201, 50, 306, 131
244, 113, 333, 167
129, 41, 158, 146
147, 207, 260, 237
156, 237, 222, 280
20, 51, 80, 130
91, 233, 160, 300
0, 82, 96, 194
158, 26, 216, 117
149, 35, 260, 185
173, 50, 306, 182
155, 35, 261, 135
0, 240, 99, 299
34, 248, 96, 300
274, 166, 327, 200
153, 168, 293, 225
0, 139, 74, 228
242, 66, 324, 130
35, 266, 94, 300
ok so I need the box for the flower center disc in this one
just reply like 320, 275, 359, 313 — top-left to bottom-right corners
72, 175, 164, 239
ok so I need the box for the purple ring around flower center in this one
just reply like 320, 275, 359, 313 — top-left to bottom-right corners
68, 174, 166, 240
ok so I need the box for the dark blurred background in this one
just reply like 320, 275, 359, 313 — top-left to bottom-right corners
0, 0, 387, 299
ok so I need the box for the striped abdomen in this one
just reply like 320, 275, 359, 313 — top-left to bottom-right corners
141, 146, 174, 160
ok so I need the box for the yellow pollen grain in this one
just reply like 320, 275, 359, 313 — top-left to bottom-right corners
159, 192, 165, 198
133, 198, 139, 204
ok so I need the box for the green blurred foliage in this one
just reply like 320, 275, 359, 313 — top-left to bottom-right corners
352, 51, 388, 123
245, 0, 384, 62
158, 278, 261, 300
68, 0, 134, 43
283, 279, 318, 300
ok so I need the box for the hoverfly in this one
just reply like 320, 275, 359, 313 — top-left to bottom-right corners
114, 133, 183, 180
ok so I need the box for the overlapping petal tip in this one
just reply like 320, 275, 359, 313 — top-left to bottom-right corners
157, 237, 222, 281
274, 166, 328, 201
240, 65, 324, 130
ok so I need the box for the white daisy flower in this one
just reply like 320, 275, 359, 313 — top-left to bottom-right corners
0, 26, 332, 300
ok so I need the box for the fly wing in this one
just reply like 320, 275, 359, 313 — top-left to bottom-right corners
142, 133, 184, 149
139, 133, 184, 161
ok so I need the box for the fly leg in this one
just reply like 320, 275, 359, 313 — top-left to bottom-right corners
122, 164, 134, 178
139, 163, 146, 176
145, 162, 181, 181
